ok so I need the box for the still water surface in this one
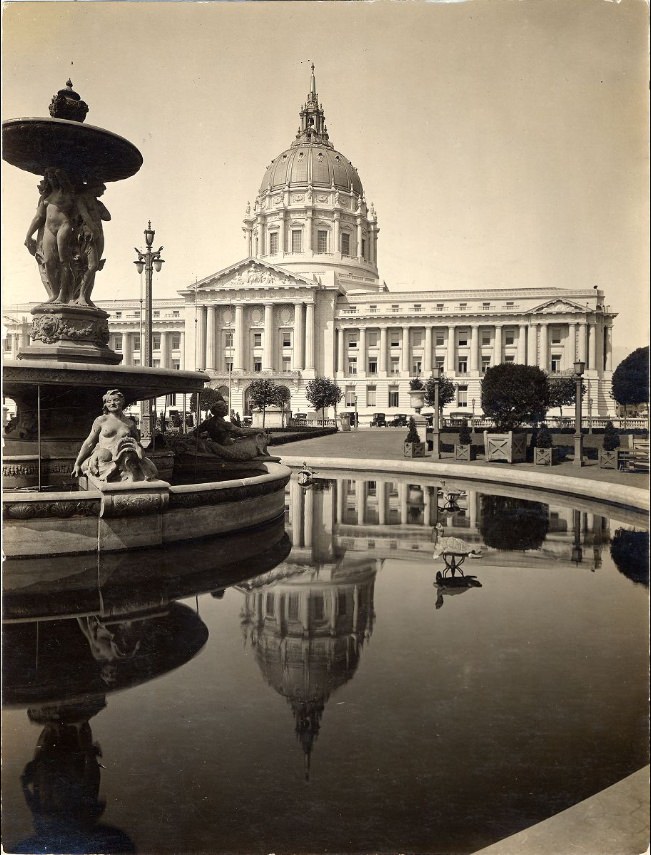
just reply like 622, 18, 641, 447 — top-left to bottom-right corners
2, 474, 648, 854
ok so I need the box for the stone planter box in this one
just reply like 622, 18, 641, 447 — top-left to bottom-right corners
454, 444, 475, 461
599, 449, 622, 470
404, 441, 426, 458
483, 431, 527, 464
534, 447, 558, 466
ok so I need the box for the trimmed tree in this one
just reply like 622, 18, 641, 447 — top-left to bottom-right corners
305, 377, 343, 425
611, 346, 649, 423
423, 374, 455, 412
190, 386, 224, 419
247, 378, 278, 428
547, 375, 585, 421
602, 420, 621, 451
481, 363, 549, 430
272, 385, 292, 427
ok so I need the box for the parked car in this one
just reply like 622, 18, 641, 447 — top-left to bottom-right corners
294, 412, 308, 423
370, 413, 387, 427
345, 411, 358, 427
388, 413, 408, 427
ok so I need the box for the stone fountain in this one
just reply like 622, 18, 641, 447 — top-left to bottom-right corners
2, 81, 291, 557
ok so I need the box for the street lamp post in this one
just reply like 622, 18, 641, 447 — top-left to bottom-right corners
134, 221, 165, 441
573, 360, 585, 467
431, 365, 441, 460
354, 395, 358, 431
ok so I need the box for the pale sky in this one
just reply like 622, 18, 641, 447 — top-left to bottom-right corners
2, 0, 648, 365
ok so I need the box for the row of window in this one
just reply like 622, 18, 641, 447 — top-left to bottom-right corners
341, 385, 471, 408
344, 354, 566, 375
113, 310, 181, 320
344, 328, 564, 346
355, 301, 520, 314
267, 229, 366, 259
222, 331, 292, 348
112, 332, 182, 351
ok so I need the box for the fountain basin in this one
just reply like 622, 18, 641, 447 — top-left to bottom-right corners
3, 462, 291, 557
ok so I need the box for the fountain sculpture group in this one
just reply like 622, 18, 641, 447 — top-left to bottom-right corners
2, 81, 290, 557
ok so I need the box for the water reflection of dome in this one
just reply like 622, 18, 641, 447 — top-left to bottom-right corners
238, 558, 377, 778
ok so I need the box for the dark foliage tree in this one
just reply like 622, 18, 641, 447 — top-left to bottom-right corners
547, 375, 586, 420
481, 363, 549, 430
610, 529, 649, 587
458, 419, 472, 446
611, 347, 649, 420
305, 377, 343, 424
479, 495, 550, 551
406, 417, 421, 444
272, 385, 291, 427
190, 386, 224, 418
248, 378, 278, 428
423, 375, 455, 411
602, 420, 621, 451
535, 424, 553, 448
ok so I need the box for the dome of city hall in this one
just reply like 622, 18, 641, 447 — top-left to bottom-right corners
258, 66, 363, 197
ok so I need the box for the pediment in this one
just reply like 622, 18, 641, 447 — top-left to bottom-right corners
531, 298, 586, 315
191, 258, 319, 293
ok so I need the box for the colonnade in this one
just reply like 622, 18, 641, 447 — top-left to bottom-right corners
336, 318, 612, 377
191, 300, 316, 373
117, 330, 185, 368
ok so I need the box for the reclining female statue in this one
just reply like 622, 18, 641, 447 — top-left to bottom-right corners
189, 398, 270, 461
72, 389, 159, 483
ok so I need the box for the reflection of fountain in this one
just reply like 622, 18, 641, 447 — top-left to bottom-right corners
3, 601, 208, 853
2, 82, 290, 555
238, 559, 377, 779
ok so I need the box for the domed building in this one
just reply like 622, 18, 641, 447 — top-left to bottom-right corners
3, 68, 617, 426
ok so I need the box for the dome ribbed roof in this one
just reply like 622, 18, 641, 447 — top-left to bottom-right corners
259, 144, 363, 195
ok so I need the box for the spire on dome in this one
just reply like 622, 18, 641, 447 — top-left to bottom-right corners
294, 64, 332, 148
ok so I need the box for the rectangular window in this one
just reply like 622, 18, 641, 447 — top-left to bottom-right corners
225, 360, 233, 373
133, 334, 141, 352
311, 595, 325, 622
224, 331, 234, 347
152, 333, 161, 350
411, 330, 423, 346
171, 333, 181, 350
369, 305, 377, 313
348, 358, 357, 375
457, 385, 468, 407
341, 233, 350, 256
361, 238, 366, 259
458, 332, 468, 346
435, 357, 445, 372
388, 388, 399, 407
153, 311, 160, 319
265, 593, 275, 617
458, 357, 468, 374
390, 334, 400, 348
153, 358, 161, 368
366, 386, 376, 406
172, 359, 181, 370
481, 332, 491, 346
282, 357, 291, 372
367, 331, 378, 346
167, 393, 177, 406
317, 230, 328, 253
112, 334, 123, 351
115, 311, 122, 319
436, 303, 444, 312
368, 359, 378, 374
391, 304, 400, 313
551, 354, 562, 373
550, 328, 562, 344
345, 388, 356, 406
505, 330, 515, 346
435, 333, 445, 346
291, 230, 302, 253
390, 359, 400, 375
348, 337, 358, 349
4, 337, 12, 352
269, 232, 279, 254
506, 301, 514, 308
504, 355, 515, 363
413, 304, 422, 312
481, 356, 491, 373
482, 302, 491, 310
172, 310, 180, 318
253, 332, 262, 347
288, 594, 299, 621
412, 360, 422, 375
254, 359, 262, 372
459, 302, 467, 311
282, 332, 292, 347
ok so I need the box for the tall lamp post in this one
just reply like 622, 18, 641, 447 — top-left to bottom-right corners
431, 365, 441, 460
573, 360, 585, 467
134, 221, 165, 440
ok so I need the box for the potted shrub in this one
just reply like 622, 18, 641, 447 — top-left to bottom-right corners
404, 417, 426, 458
534, 424, 557, 466
454, 420, 475, 461
599, 421, 622, 469
409, 377, 426, 412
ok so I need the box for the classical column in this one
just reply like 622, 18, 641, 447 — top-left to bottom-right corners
424, 326, 433, 374
493, 325, 503, 366
290, 478, 303, 548
256, 214, 265, 256
123, 332, 133, 366
468, 490, 478, 528
205, 305, 216, 370
303, 487, 314, 549
588, 322, 596, 370
196, 305, 207, 370
470, 325, 479, 373
402, 327, 410, 373
305, 302, 315, 370
359, 327, 367, 376
539, 323, 548, 371
160, 331, 170, 369
569, 323, 578, 365
336, 478, 345, 524
605, 325, 613, 370
179, 332, 185, 368
293, 302, 304, 369
527, 323, 537, 365
447, 325, 455, 374
517, 325, 527, 363
578, 322, 588, 364
233, 304, 244, 371
356, 219, 363, 259
378, 480, 388, 525
263, 303, 274, 370
379, 327, 388, 374
306, 210, 313, 253
399, 482, 408, 525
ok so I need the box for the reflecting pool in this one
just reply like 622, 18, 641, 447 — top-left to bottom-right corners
2, 473, 648, 855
